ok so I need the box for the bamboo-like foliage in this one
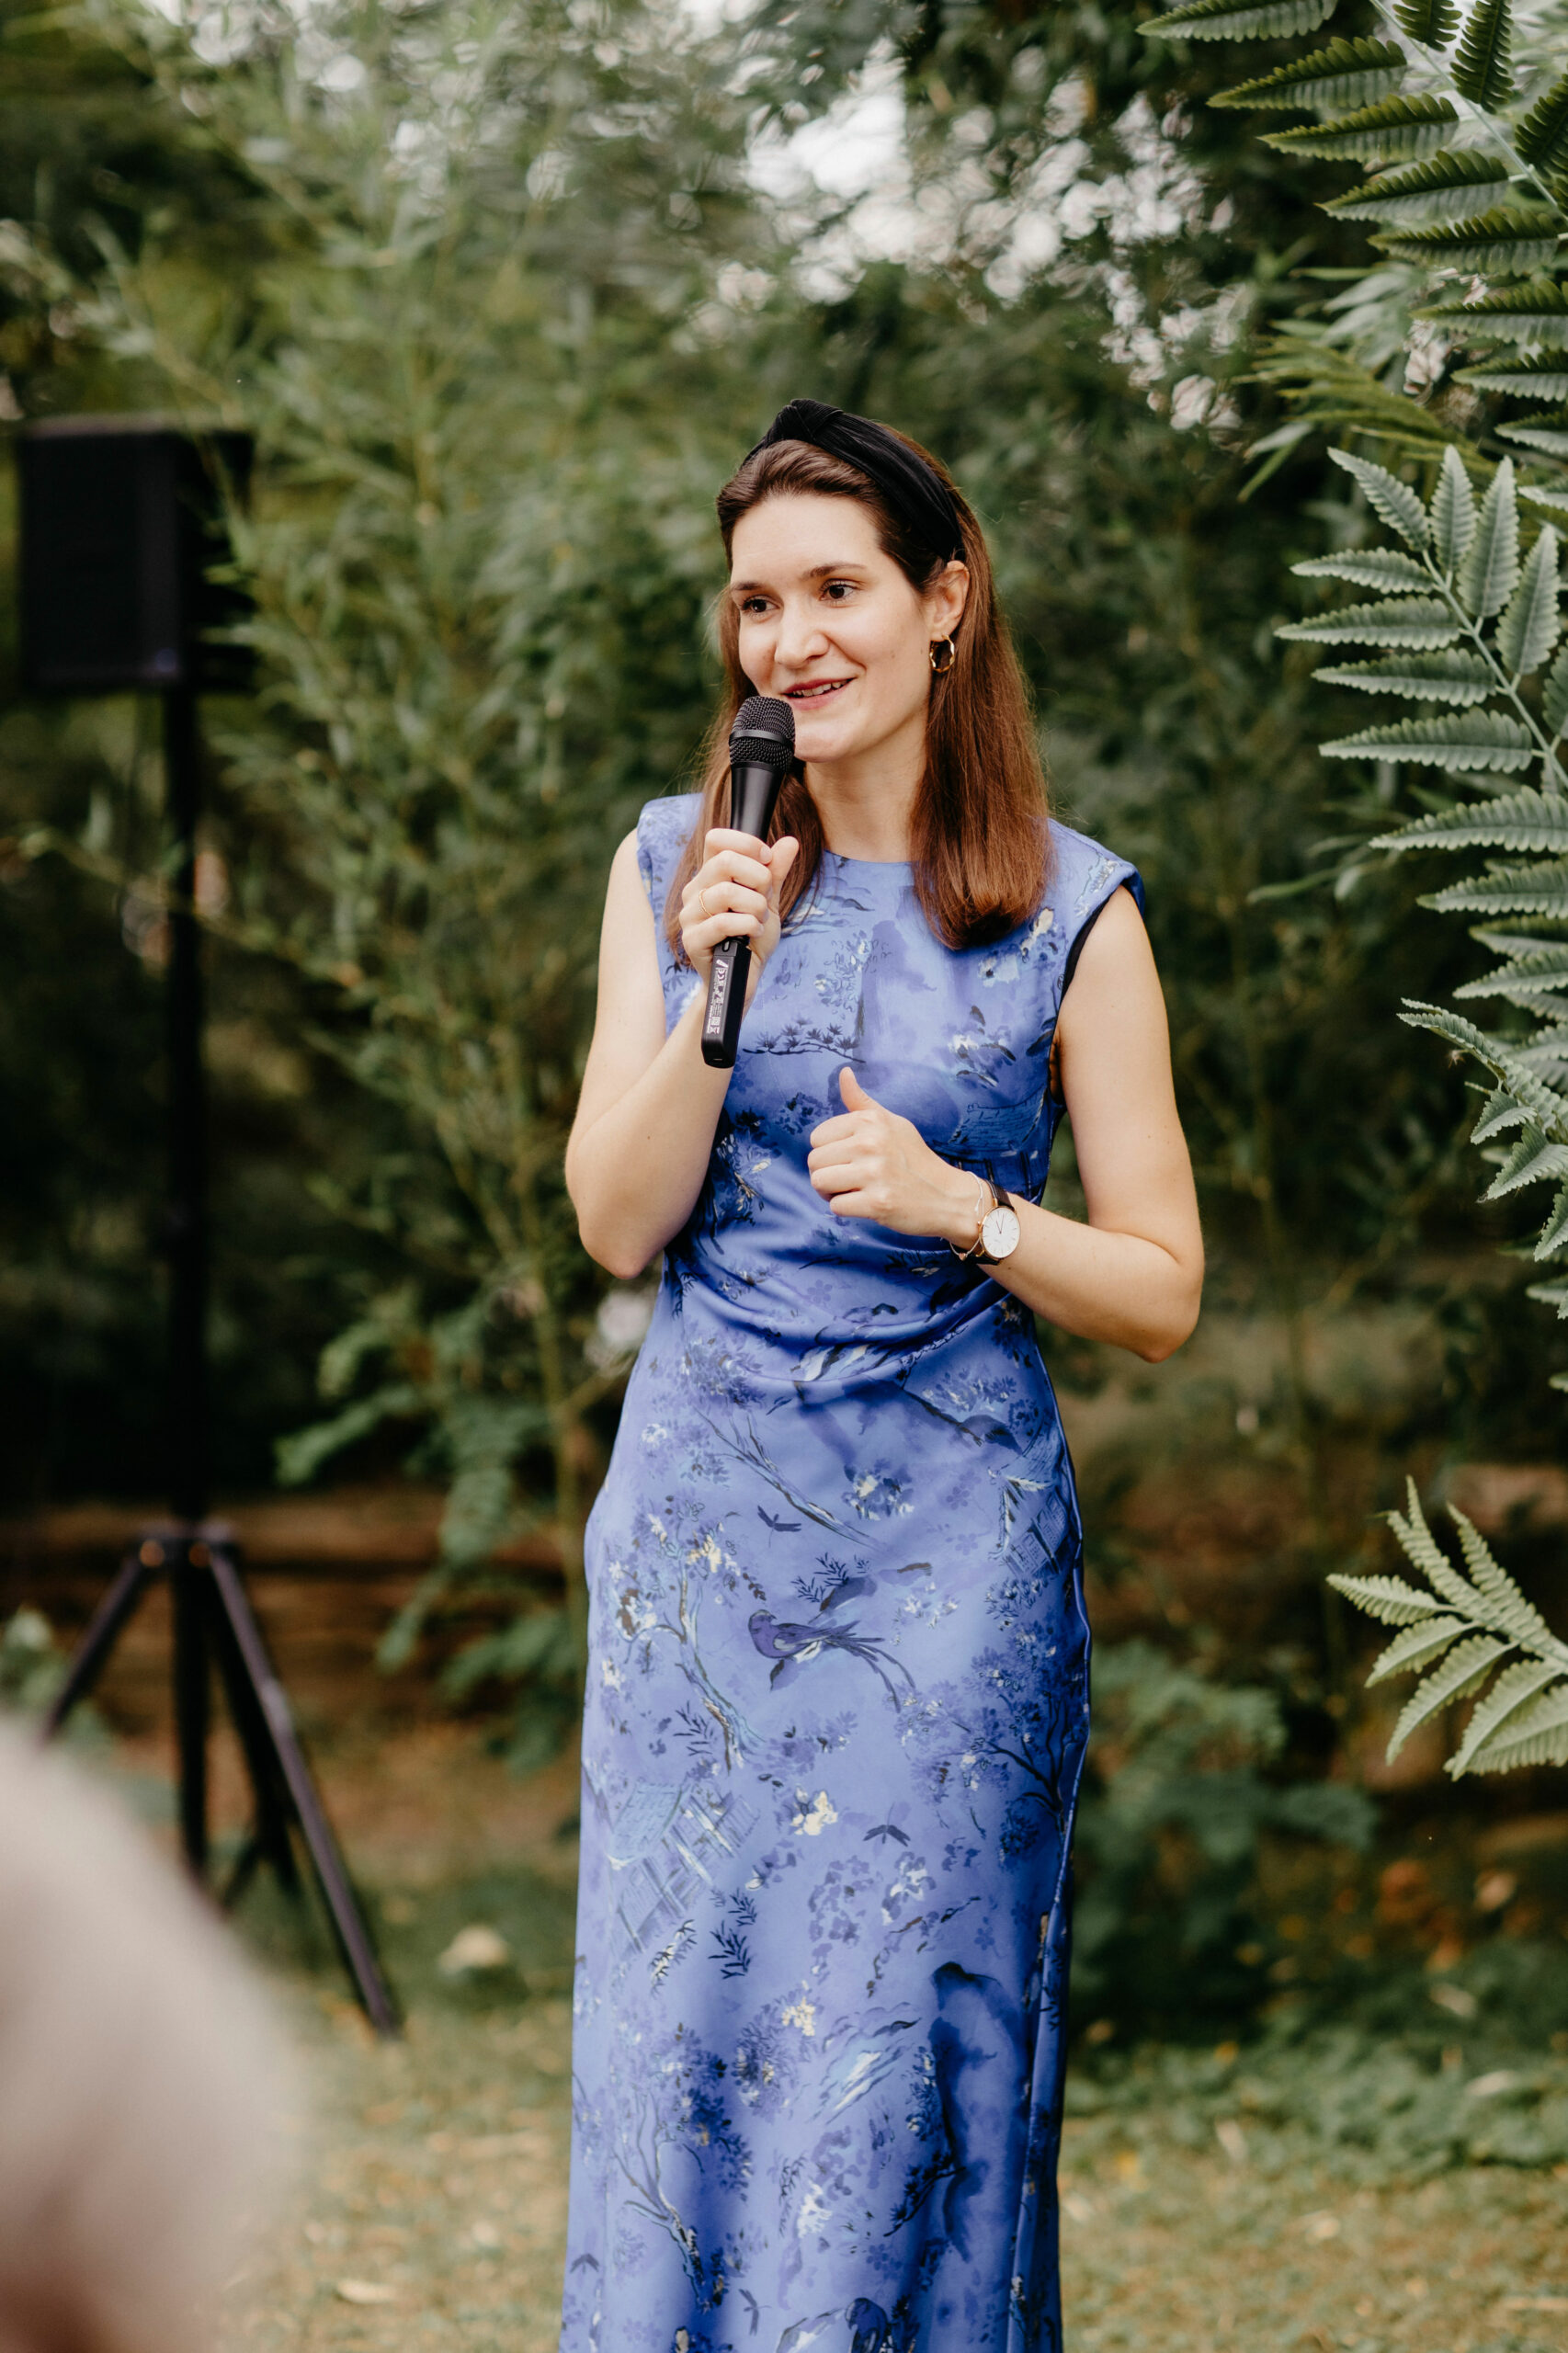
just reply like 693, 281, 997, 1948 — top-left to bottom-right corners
1330, 1478, 1568, 1770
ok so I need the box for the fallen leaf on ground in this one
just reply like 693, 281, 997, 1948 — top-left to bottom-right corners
438, 1924, 512, 1974
334, 2279, 399, 2305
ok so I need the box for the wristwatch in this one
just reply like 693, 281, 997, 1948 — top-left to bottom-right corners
952, 1175, 1022, 1266
976, 1178, 1021, 1266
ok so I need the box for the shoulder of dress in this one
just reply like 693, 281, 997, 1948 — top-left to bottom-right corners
634, 791, 703, 902
1046, 817, 1144, 920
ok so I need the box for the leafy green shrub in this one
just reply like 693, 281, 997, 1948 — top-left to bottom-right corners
1074, 1640, 1376, 2031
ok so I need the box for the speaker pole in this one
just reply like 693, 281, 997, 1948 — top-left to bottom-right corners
164, 681, 210, 1876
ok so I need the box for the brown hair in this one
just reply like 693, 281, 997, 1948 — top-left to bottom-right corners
665, 427, 1052, 957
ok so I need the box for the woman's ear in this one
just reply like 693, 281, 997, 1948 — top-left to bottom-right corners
928, 559, 970, 638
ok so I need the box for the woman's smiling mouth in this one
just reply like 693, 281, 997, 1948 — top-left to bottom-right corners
783, 677, 853, 702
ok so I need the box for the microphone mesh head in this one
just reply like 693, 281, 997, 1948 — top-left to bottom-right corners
731, 694, 795, 770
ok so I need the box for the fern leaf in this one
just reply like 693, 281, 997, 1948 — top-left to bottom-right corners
1480, 1121, 1568, 1196
1326, 1571, 1451, 1623
1460, 1679, 1568, 1769
1210, 36, 1406, 108
1471, 1082, 1528, 1142
1398, 1003, 1568, 1130
1497, 523, 1561, 675
1497, 426, 1568, 466
1278, 597, 1460, 646
1326, 150, 1510, 227
1520, 484, 1568, 517
1423, 857, 1568, 914
1450, 0, 1514, 110
1387, 1634, 1508, 1759
1452, 1508, 1566, 1649
1389, 1475, 1488, 1609
1516, 1029, 1568, 1082
1546, 642, 1568, 735
1371, 789, 1568, 854
1537, 1177, 1568, 1255
1425, 279, 1568, 347
1431, 445, 1479, 576
1321, 711, 1534, 769
1262, 94, 1458, 161
1373, 208, 1559, 275
1366, 1612, 1471, 1681
1315, 651, 1492, 702
1458, 458, 1520, 618
1291, 551, 1433, 589
1449, 1656, 1562, 1773
1394, 0, 1460, 40
1515, 66, 1568, 176
1454, 358, 1568, 400
1526, 1274, 1568, 1312
1142, 0, 1338, 38
1327, 446, 1432, 546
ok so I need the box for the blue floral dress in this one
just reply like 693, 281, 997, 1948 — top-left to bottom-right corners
562, 794, 1142, 2353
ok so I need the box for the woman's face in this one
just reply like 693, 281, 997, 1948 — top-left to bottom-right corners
728, 493, 968, 773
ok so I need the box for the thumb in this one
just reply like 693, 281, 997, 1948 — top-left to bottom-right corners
767, 835, 800, 907
839, 1064, 876, 1111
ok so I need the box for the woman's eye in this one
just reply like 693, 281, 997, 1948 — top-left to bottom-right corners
823, 580, 857, 602
738, 596, 770, 618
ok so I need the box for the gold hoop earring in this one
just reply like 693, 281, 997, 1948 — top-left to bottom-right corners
930, 636, 957, 675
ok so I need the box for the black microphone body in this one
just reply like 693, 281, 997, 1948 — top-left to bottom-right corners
700, 696, 795, 1070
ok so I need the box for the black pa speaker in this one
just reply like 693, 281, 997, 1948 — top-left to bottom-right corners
17, 417, 255, 695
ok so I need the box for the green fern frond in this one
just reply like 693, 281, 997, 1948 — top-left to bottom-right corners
1314, 652, 1493, 702
1545, 642, 1568, 734
1389, 1477, 1484, 1608
1278, 598, 1461, 646
1536, 1177, 1568, 1254
1365, 1613, 1471, 1680
1388, 1633, 1508, 1758
1373, 208, 1558, 274
1210, 37, 1406, 108
1525, 1274, 1568, 1312
1462, 1682, 1568, 1769
1325, 1571, 1452, 1623
1262, 94, 1458, 160
1372, 790, 1568, 855
1292, 550, 1433, 590
1471, 1082, 1529, 1141
1497, 524, 1561, 675
1398, 1004, 1568, 1131
1452, 1509, 1564, 1649
1480, 1120, 1568, 1195
1321, 711, 1534, 769
1458, 459, 1520, 619
1431, 446, 1479, 575
1142, 0, 1338, 37
1327, 446, 1432, 546
1422, 858, 1568, 914
1453, 358, 1568, 400
1515, 66, 1568, 176
1422, 279, 1568, 346
1496, 420, 1568, 458
1450, 0, 1514, 111
1394, 0, 1460, 41
1326, 150, 1511, 227
1449, 1656, 1562, 1773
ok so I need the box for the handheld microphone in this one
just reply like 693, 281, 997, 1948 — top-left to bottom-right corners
700, 693, 796, 1070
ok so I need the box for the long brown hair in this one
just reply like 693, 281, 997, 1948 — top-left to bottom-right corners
665, 428, 1051, 958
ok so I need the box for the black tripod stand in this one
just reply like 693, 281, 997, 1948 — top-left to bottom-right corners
19, 422, 399, 2038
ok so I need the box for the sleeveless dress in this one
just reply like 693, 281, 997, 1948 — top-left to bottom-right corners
562, 795, 1142, 2353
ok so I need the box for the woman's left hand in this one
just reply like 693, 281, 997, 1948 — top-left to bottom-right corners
808, 1067, 983, 1245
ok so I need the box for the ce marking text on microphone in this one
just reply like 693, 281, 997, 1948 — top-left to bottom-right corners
700, 694, 796, 1070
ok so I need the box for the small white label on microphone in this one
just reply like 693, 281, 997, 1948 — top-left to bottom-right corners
705, 960, 730, 1038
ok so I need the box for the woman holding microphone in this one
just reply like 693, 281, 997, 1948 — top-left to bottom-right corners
562, 400, 1202, 2353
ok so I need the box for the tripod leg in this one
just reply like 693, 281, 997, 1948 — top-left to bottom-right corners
209, 1595, 300, 1896
207, 1546, 399, 2037
41, 1548, 154, 1740
172, 1540, 210, 1881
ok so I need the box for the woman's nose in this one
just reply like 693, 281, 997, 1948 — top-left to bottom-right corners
774, 598, 830, 667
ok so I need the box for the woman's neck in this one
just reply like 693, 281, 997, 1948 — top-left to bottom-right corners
804, 741, 923, 865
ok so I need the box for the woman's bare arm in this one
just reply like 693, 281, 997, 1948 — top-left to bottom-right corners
565, 825, 797, 1278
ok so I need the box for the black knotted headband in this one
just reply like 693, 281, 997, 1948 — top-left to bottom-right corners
744, 398, 963, 564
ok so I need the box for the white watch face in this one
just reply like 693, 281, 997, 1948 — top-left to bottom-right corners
982, 1204, 1020, 1260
